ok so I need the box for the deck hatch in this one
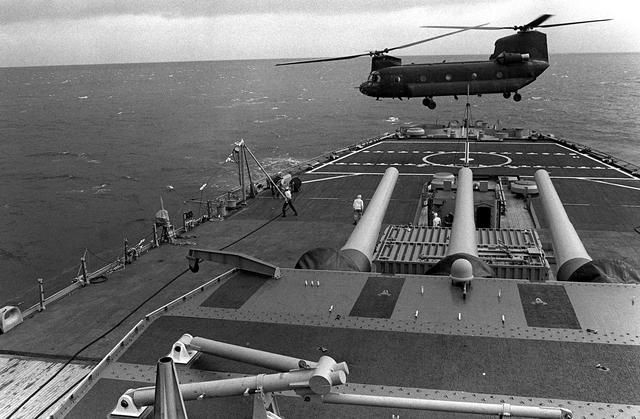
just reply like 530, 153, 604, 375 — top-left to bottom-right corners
200, 272, 266, 309
517, 283, 581, 329
349, 276, 405, 318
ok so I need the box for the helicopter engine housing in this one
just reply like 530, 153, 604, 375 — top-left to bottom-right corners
371, 55, 402, 72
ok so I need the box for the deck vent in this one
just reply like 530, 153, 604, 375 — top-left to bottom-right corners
0, 306, 23, 334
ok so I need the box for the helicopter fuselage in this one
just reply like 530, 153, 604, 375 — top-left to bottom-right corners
358, 58, 549, 101
278, 23, 608, 109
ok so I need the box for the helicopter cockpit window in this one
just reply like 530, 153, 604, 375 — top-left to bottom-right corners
368, 72, 381, 83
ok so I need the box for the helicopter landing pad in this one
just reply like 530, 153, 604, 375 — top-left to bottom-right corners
310, 140, 633, 179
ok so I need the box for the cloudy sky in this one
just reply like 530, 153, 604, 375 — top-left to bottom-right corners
1, 0, 638, 67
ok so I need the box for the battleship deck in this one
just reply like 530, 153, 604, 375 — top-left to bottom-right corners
2, 136, 640, 418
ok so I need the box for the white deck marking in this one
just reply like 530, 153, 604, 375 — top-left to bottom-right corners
302, 173, 364, 184
581, 178, 640, 192
309, 141, 380, 172
553, 142, 636, 178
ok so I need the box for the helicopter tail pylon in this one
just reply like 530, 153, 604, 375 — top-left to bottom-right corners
491, 30, 549, 62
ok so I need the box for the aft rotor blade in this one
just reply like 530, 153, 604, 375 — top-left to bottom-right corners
423, 15, 611, 32
538, 18, 612, 28
276, 53, 371, 66
385, 23, 490, 52
522, 14, 553, 30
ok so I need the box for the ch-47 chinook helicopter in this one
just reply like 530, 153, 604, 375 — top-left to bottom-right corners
276, 15, 611, 109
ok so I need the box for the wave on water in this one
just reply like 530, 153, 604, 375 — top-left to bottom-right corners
92, 183, 111, 194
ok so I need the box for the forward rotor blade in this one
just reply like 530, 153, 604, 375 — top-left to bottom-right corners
276, 22, 488, 67
421, 25, 509, 31
276, 52, 371, 66
385, 22, 489, 52
538, 18, 612, 28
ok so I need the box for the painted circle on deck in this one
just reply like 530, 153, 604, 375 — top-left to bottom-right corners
422, 152, 512, 167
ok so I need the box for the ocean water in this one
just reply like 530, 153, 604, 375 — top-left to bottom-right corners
1, 53, 639, 307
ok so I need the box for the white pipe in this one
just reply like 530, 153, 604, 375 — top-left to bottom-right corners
322, 393, 571, 418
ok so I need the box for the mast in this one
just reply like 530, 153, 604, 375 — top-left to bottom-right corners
463, 83, 471, 167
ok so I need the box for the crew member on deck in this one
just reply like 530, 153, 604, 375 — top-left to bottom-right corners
432, 212, 441, 227
353, 194, 364, 225
282, 187, 298, 217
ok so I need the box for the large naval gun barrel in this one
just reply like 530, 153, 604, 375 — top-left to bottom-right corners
340, 167, 399, 271
295, 167, 399, 272
427, 167, 493, 292
534, 169, 604, 282
447, 167, 478, 256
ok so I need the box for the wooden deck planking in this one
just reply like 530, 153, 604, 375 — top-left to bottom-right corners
0, 356, 93, 419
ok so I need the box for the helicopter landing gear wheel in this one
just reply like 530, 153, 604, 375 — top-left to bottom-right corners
422, 97, 437, 109
503, 92, 511, 99
513, 92, 522, 102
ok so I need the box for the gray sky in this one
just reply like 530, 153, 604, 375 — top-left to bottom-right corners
1, 0, 638, 67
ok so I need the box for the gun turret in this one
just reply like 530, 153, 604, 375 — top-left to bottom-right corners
427, 167, 493, 297
295, 167, 399, 271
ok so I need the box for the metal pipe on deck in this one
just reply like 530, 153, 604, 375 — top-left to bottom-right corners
340, 167, 399, 271
153, 357, 188, 419
188, 336, 318, 371
126, 356, 347, 407
534, 169, 600, 282
322, 393, 572, 418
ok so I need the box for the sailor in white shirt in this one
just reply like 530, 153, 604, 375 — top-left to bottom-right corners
353, 194, 364, 225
